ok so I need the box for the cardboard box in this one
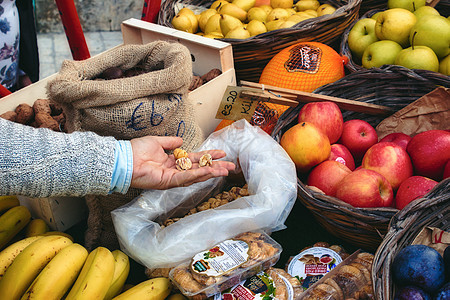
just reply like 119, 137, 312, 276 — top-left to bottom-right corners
0, 18, 236, 231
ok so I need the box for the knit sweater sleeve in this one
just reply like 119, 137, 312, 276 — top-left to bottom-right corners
0, 118, 117, 197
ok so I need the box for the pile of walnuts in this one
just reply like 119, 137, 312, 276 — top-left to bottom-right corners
0, 99, 65, 132
161, 184, 249, 228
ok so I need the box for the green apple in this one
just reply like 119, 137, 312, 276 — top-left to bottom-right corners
362, 40, 403, 68
348, 18, 379, 61
409, 15, 450, 59
413, 6, 440, 20
395, 45, 439, 72
375, 8, 417, 48
387, 0, 426, 12
439, 54, 450, 75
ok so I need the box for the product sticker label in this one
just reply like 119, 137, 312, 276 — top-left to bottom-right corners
286, 247, 342, 291
284, 44, 322, 74
213, 271, 276, 300
215, 86, 258, 121
191, 239, 249, 277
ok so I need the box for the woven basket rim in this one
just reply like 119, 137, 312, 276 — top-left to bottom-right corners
371, 178, 450, 300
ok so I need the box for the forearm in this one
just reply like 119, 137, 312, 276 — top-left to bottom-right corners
0, 118, 117, 197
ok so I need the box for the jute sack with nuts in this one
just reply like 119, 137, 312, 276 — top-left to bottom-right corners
46, 41, 203, 251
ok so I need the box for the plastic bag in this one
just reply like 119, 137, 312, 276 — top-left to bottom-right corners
111, 119, 297, 269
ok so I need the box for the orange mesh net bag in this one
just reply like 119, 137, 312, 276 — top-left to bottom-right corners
215, 42, 347, 134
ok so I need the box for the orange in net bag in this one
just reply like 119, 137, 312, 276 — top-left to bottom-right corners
214, 42, 347, 134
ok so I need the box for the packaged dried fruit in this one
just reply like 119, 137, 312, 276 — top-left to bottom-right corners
169, 232, 282, 298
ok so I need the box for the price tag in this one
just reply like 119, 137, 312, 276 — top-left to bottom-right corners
215, 86, 258, 122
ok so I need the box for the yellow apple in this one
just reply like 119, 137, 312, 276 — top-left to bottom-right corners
375, 8, 417, 48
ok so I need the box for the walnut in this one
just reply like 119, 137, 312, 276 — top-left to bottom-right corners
189, 75, 204, 91
174, 148, 188, 160
15, 103, 34, 124
176, 157, 193, 171
201, 68, 222, 83
199, 153, 212, 167
197, 201, 211, 211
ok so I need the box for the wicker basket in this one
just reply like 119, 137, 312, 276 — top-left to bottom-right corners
371, 178, 450, 300
341, 4, 450, 73
158, 0, 362, 82
271, 65, 450, 252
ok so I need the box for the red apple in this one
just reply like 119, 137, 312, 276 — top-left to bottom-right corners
406, 130, 450, 181
335, 168, 394, 208
444, 160, 450, 179
361, 142, 413, 191
307, 160, 352, 197
328, 143, 356, 171
379, 132, 411, 150
339, 119, 378, 162
280, 122, 331, 173
297, 101, 344, 144
395, 176, 438, 210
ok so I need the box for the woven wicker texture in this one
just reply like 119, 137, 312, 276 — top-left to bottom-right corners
371, 178, 450, 300
341, 4, 450, 73
271, 65, 450, 252
158, 0, 362, 82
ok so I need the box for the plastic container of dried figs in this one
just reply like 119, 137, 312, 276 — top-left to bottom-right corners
169, 231, 283, 298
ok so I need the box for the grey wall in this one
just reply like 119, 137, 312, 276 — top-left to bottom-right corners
35, 0, 143, 33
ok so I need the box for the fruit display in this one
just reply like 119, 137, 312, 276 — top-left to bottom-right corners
279, 100, 450, 209
345, 1, 450, 75
170, 0, 337, 39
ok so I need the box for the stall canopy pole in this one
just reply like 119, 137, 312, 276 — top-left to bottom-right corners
54, 0, 90, 60
141, 0, 161, 23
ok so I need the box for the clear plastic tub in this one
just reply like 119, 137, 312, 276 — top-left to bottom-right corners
169, 231, 282, 298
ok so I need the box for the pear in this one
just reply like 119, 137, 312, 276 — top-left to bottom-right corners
218, 3, 248, 21
294, 11, 314, 21
317, 4, 336, 16
265, 19, 285, 31
303, 9, 318, 17
210, 0, 230, 10
178, 7, 196, 16
246, 19, 268, 36
203, 32, 225, 38
219, 14, 244, 36
295, 0, 320, 11
279, 20, 298, 28
182, 12, 199, 32
199, 9, 218, 32
171, 14, 194, 33
232, 0, 256, 12
270, 0, 293, 9
287, 13, 308, 23
266, 8, 290, 22
247, 7, 268, 22
285, 8, 297, 16
204, 13, 223, 35
225, 26, 251, 38
259, 4, 273, 15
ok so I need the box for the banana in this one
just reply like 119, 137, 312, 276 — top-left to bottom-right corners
167, 293, 189, 300
0, 235, 73, 300
38, 231, 74, 241
25, 219, 49, 237
65, 246, 116, 300
112, 277, 173, 300
21, 243, 88, 300
0, 236, 44, 280
0, 206, 32, 250
0, 196, 20, 214
104, 249, 131, 300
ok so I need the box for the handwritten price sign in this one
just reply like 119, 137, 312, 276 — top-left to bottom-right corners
215, 86, 258, 121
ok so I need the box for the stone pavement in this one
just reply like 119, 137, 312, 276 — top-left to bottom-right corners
37, 31, 124, 79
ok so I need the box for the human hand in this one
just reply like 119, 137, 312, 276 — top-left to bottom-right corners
129, 135, 236, 190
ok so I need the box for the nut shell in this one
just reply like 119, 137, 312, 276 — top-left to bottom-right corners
176, 157, 193, 171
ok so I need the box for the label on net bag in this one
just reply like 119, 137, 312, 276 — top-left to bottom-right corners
191, 239, 250, 277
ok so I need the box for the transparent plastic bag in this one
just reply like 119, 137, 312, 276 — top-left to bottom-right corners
111, 119, 297, 269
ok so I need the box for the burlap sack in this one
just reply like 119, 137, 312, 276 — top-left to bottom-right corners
46, 41, 204, 250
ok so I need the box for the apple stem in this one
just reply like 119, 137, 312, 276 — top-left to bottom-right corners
411, 31, 417, 50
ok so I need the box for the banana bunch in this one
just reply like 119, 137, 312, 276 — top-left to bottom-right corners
0, 196, 32, 249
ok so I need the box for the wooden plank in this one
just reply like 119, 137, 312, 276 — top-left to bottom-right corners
240, 81, 395, 116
